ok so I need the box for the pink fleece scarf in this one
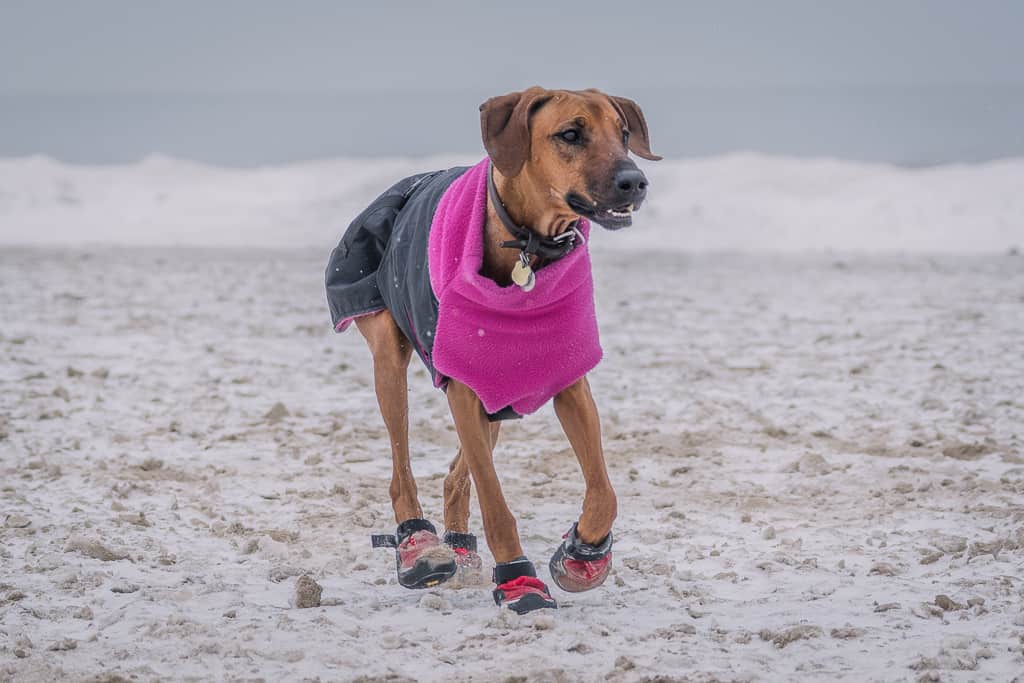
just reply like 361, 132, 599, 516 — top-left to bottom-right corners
428, 158, 603, 415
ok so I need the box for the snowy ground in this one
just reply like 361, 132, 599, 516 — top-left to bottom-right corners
2, 154, 1024, 680
2, 243, 1023, 681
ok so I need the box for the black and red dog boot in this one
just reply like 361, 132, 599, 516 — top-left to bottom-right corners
371, 519, 456, 589
548, 523, 613, 592
492, 557, 557, 614
443, 530, 483, 572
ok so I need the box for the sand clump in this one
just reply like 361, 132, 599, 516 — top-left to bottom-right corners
4, 514, 32, 528
941, 440, 995, 461
418, 593, 450, 611
265, 402, 290, 424
292, 575, 322, 608
934, 595, 964, 611
110, 583, 139, 594
759, 625, 822, 648
64, 536, 130, 562
786, 452, 834, 476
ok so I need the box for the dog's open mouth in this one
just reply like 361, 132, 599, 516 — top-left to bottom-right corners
566, 194, 637, 230
605, 204, 635, 219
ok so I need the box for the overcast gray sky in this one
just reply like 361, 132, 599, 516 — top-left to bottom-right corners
2, 0, 1022, 93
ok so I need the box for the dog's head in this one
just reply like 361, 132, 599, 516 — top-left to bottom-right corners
480, 87, 661, 230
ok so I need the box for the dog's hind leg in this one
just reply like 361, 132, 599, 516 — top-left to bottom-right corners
443, 423, 500, 533
358, 310, 458, 589
355, 310, 420, 523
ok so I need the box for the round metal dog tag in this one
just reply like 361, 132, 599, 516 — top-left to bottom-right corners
511, 259, 535, 291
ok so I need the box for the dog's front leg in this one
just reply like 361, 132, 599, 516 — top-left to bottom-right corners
553, 376, 617, 541
448, 380, 558, 612
445, 380, 522, 563
549, 376, 617, 593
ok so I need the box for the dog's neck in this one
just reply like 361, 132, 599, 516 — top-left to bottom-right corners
482, 169, 579, 286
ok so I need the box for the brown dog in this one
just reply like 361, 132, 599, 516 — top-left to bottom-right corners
330, 86, 659, 613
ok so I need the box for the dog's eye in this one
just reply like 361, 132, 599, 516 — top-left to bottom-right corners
558, 129, 581, 144
622, 130, 630, 146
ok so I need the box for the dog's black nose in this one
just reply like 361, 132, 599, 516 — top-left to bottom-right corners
613, 167, 648, 202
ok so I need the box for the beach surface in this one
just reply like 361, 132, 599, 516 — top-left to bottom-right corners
2, 155, 1023, 681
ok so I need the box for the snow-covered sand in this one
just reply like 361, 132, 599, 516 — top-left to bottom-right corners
1, 156, 1023, 681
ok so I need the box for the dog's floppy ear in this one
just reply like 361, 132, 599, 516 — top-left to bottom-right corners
608, 95, 662, 161
479, 86, 552, 177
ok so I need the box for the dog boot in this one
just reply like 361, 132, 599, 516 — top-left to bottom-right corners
443, 531, 483, 571
492, 557, 557, 614
371, 519, 456, 589
548, 523, 613, 592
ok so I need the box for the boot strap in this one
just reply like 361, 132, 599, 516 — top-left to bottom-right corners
492, 557, 536, 584
370, 518, 437, 548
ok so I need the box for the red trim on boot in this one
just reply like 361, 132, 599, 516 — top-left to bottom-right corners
549, 524, 613, 592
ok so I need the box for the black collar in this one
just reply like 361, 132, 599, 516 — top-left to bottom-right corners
487, 164, 579, 261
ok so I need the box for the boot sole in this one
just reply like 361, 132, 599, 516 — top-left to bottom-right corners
505, 592, 558, 614
398, 557, 458, 589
